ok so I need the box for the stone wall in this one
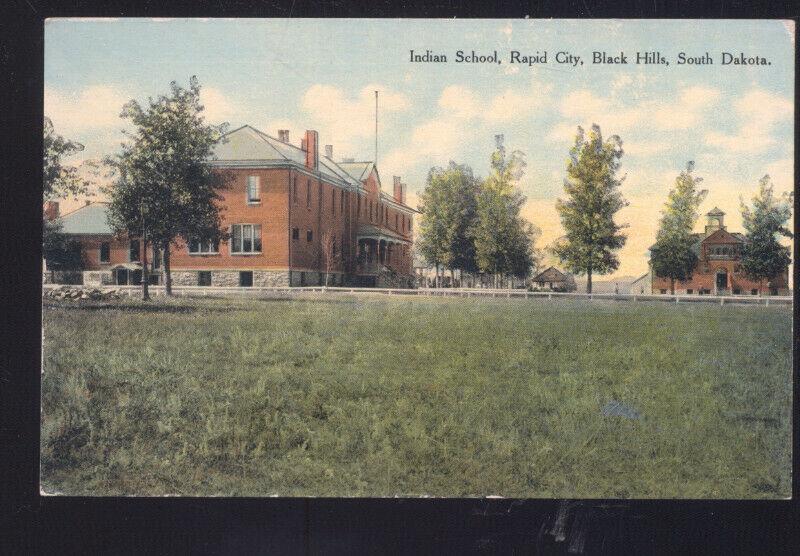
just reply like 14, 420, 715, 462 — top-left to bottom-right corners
253, 270, 290, 287
83, 270, 113, 286
171, 271, 199, 286
211, 270, 242, 287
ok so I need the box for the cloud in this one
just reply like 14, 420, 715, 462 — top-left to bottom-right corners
301, 84, 410, 152
705, 89, 792, 153
438, 85, 480, 119
200, 87, 242, 124
44, 85, 130, 134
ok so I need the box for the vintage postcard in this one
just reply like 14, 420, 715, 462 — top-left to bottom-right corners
41, 18, 793, 498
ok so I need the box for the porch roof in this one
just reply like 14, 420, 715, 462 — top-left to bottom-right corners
356, 224, 410, 244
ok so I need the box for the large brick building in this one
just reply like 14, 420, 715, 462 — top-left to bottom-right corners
649, 207, 790, 296
45, 125, 417, 288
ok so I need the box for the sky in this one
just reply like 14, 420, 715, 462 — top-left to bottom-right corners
44, 18, 794, 279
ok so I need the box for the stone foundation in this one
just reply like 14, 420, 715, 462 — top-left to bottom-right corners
83, 270, 113, 286
253, 270, 290, 287
171, 271, 200, 286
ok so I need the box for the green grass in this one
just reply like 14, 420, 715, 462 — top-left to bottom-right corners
41, 294, 792, 498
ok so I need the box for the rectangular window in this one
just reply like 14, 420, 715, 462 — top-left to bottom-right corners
247, 175, 261, 204
752, 289, 758, 295
239, 271, 253, 287
733, 288, 741, 295
100, 242, 110, 263
198, 271, 212, 286
395, 214, 399, 229
188, 238, 219, 254
660, 289, 667, 294
306, 230, 313, 242
686, 289, 693, 294
292, 176, 298, 204
152, 248, 161, 269
332, 189, 336, 216
306, 179, 311, 208
230, 224, 262, 254
292, 227, 299, 240
129, 240, 140, 262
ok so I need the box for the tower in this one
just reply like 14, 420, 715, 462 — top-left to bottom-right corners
704, 207, 726, 235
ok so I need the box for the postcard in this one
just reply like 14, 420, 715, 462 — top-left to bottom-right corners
41, 18, 793, 498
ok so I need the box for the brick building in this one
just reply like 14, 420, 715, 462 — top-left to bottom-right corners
649, 207, 790, 296
45, 125, 417, 288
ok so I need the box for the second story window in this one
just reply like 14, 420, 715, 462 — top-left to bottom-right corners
247, 175, 261, 204
230, 224, 262, 254
129, 239, 140, 262
306, 230, 313, 242
188, 238, 220, 254
100, 242, 110, 263
292, 175, 298, 204
292, 227, 299, 240
332, 189, 336, 216
306, 179, 311, 209
395, 214, 398, 230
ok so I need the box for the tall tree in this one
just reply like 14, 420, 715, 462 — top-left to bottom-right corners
552, 125, 628, 293
473, 135, 538, 287
105, 76, 230, 299
43, 117, 91, 201
650, 162, 708, 294
740, 175, 793, 294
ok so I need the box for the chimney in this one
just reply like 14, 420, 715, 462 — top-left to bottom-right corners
278, 129, 290, 143
393, 176, 406, 205
304, 130, 319, 170
325, 144, 333, 160
44, 200, 59, 221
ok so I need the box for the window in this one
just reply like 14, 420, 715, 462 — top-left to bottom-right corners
687, 289, 693, 294
188, 238, 219, 254
409, 218, 413, 231
247, 175, 261, 204
129, 240, 140, 262
292, 227, 300, 240
239, 271, 253, 287
733, 288, 741, 295
332, 189, 336, 216
660, 289, 667, 294
395, 214, 399, 229
341, 190, 345, 213
306, 230, 313, 242
99, 242, 110, 263
152, 248, 161, 269
198, 271, 212, 286
292, 176, 298, 204
306, 179, 311, 208
230, 224, 262, 254
752, 289, 758, 295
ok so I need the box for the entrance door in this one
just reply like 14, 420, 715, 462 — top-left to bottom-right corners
716, 270, 728, 291
115, 269, 128, 285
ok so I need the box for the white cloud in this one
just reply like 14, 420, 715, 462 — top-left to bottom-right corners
705, 88, 792, 153
44, 85, 130, 134
200, 87, 242, 124
301, 84, 410, 152
438, 85, 480, 119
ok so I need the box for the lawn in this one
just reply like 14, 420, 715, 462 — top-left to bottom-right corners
41, 294, 792, 498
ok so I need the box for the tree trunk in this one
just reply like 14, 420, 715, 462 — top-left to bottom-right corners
586, 268, 592, 294
141, 239, 150, 301
450, 268, 455, 288
670, 278, 675, 295
163, 241, 173, 296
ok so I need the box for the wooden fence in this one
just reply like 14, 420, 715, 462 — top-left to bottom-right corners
42, 284, 793, 306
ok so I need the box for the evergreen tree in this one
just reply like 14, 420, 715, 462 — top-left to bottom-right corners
105, 77, 230, 299
650, 162, 708, 294
740, 175, 793, 294
552, 125, 628, 293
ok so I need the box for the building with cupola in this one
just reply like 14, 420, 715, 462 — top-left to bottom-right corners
648, 207, 790, 296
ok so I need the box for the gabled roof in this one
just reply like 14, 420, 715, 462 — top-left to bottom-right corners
532, 266, 568, 282
59, 202, 112, 235
702, 228, 745, 244
211, 125, 355, 189
707, 206, 725, 216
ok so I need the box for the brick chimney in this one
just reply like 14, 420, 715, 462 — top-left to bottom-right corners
304, 130, 319, 170
393, 176, 405, 205
325, 144, 333, 160
278, 129, 290, 143
44, 200, 59, 221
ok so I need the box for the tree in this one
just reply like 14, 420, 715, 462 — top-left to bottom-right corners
473, 135, 539, 287
321, 232, 340, 287
105, 76, 230, 300
552, 125, 628, 293
43, 218, 83, 271
740, 175, 793, 294
650, 162, 708, 294
43, 117, 91, 201
417, 162, 481, 287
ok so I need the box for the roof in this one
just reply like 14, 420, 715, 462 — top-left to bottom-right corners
211, 125, 356, 189
707, 206, 725, 216
59, 202, 112, 235
532, 266, 568, 282
356, 224, 410, 244
338, 161, 375, 182
649, 230, 747, 255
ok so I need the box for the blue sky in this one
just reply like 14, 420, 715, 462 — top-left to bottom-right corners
45, 18, 794, 278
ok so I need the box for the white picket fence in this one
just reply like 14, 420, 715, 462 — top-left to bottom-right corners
42, 283, 793, 306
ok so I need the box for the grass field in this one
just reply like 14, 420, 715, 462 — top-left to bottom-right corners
41, 294, 792, 498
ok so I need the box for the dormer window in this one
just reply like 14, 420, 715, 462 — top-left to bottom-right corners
247, 176, 261, 204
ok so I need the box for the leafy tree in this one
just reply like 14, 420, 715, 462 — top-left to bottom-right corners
552, 125, 628, 293
740, 175, 793, 293
43, 219, 83, 271
473, 135, 539, 287
105, 76, 230, 299
43, 117, 91, 201
417, 162, 480, 287
650, 162, 708, 294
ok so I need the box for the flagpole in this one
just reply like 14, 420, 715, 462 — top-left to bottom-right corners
374, 90, 378, 166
